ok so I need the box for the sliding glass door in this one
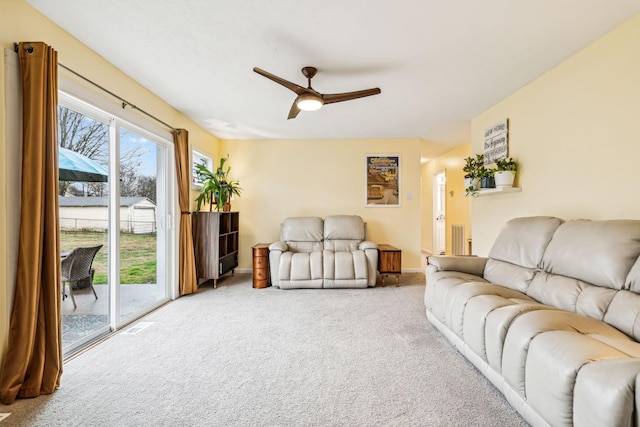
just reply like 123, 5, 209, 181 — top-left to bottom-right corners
118, 128, 169, 323
59, 93, 173, 357
58, 104, 111, 351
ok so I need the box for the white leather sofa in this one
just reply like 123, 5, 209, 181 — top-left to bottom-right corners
269, 215, 378, 289
425, 216, 640, 427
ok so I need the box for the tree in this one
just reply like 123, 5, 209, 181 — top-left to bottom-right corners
57, 105, 147, 197
135, 175, 157, 203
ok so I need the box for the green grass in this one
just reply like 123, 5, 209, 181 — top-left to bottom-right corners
61, 231, 157, 285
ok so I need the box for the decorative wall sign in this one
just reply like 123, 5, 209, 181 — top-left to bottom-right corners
365, 154, 400, 207
484, 119, 508, 164
191, 149, 212, 189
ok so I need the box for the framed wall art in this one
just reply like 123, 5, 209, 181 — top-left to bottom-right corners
191, 149, 212, 189
365, 154, 400, 207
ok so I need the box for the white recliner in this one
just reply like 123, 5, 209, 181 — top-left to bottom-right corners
269, 215, 378, 289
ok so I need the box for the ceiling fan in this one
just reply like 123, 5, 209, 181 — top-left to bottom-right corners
253, 66, 381, 119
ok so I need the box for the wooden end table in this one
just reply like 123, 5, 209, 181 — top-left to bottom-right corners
377, 244, 401, 287
252, 243, 271, 288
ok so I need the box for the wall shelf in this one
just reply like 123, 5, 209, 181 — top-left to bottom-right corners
475, 187, 521, 197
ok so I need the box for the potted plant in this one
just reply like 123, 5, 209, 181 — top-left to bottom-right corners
494, 157, 517, 187
463, 154, 483, 196
194, 155, 242, 212
478, 165, 496, 189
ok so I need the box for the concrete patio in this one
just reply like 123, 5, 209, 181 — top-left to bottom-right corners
62, 283, 168, 349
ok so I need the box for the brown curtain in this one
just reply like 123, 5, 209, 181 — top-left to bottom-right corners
0, 42, 63, 405
173, 129, 198, 295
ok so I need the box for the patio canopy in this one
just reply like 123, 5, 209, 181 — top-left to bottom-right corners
59, 147, 108, 182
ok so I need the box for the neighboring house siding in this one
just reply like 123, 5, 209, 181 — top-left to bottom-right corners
60, 197, 156, 234
60, 206, 107, 231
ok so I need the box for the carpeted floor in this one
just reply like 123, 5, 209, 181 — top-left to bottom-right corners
1, 273, 527, 426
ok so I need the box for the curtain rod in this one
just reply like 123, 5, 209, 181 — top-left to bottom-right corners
14, 43, 179, 134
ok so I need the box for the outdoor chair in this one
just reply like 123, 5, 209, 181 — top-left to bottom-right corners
61, 244, 103, 309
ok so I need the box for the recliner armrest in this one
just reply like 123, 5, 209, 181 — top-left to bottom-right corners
269, 241, 288, 252
428, 255, 488, 277
359, 240, 377, 251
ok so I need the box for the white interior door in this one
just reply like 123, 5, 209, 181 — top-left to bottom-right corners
433, 171, 446, 255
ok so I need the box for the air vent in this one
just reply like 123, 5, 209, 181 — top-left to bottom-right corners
122, 322, 153, 335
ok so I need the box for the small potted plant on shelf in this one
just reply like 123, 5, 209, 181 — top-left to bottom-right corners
194, 155, 242, 212
478, 165, 496, 189
463, 154, 483, 196
494, 157, 517, 187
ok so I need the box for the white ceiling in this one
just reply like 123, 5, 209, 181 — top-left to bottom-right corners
28, 0, 640, 155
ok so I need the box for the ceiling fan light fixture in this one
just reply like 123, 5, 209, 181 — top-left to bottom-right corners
296, 94, 323, 111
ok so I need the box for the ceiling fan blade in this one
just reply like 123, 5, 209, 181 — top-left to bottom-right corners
287, 101, 301, 120
322, 88, 381, 105
253, 67, 306, 94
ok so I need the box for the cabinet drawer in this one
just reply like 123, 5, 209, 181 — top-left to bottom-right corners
253, 246, 269, 257
253, 268, 269, 280
253, 256, 269, 269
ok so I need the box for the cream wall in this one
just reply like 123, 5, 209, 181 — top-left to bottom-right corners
0, 0, 219, 367
421, 144, 471, 255
219, 138, 424, 271
471, 13, 640, 256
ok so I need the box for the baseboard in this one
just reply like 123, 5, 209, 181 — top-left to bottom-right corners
237, 268, 423, 274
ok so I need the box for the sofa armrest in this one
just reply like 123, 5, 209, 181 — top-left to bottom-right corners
269, 241, 288, 252
268, 241, 288, 288
359, 240, 377, 251
428, 255, 488, 277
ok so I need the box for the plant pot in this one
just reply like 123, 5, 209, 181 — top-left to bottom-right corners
494, 171, 515, 187
464, 177, 480, 191
481, 176, 495, 189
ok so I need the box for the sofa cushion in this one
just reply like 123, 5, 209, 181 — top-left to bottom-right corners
324, 215, 366, 252
501, 310, 631, 396
463, 295, 521, 362
573, 358, 640, 427
427, 277, 476, 323
484, 303, 557, 373
527, 272, 618, 322
444, 282, 535, 339
488, 216, 563, 269
324, 215, 365, 240
483, 259, 537, 293
323, 249, 368, 289
281, 216, 323, 245
603, 291, 640, 342
424, 266, 486, 314
323, 250, 367, 278
277, 251, 323, 289
625, 256, 640, 292
525, 330, 631, 426
541, 219, 640, 290
325, 240, 363, 252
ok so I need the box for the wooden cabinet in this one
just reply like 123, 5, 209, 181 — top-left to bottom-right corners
252, 243, 270, 288
192, 211, 239, 288
377, 244, 401, 286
